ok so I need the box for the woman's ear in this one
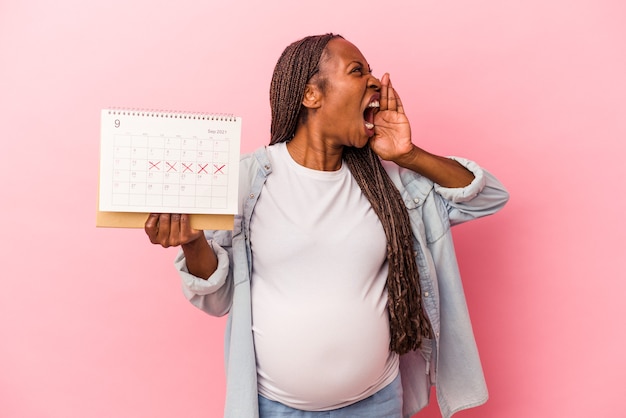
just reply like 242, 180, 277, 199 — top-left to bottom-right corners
302, 83, 322, 109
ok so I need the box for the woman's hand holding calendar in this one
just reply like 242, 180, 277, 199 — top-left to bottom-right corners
144, 213, 203, 248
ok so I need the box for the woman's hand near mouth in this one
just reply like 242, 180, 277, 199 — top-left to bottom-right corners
369, 73, 414, 162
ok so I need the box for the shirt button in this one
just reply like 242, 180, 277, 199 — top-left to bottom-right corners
249, 194, 254, 199
413, 198, 420, 203
264, 165, 270, 170
424, 292, 429, 297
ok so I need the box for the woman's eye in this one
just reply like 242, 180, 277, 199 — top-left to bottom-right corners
351, 67, 363, 74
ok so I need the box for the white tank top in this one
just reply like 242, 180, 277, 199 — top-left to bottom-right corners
250, 142, 399, 411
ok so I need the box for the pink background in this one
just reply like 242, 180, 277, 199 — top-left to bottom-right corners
1, 0, 624, 417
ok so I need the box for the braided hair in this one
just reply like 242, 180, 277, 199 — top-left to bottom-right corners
269, 34, 432, 354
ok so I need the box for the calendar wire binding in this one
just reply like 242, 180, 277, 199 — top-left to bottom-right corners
105, 108, 239, 122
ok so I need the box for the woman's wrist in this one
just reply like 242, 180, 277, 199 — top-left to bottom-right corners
392, 144, 422, 170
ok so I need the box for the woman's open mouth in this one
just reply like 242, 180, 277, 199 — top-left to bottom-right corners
363, 97, 380, 134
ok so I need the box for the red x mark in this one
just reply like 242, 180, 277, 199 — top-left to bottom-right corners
166, 162, 177, 172
182, 163, 193, 173
148, 161, 160, 170
198, 163, 208, 174
214, 164, 226, 174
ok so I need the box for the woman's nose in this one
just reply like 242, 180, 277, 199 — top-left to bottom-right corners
368, 74, 382, 91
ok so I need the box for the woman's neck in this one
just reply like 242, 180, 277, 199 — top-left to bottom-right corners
286, 131, 343, 171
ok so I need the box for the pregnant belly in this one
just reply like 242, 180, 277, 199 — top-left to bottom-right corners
253, 298, 395, 410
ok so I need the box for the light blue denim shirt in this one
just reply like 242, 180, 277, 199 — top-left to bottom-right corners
175, 146, 509, 418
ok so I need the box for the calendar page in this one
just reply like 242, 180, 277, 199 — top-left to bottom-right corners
99, 109, 241, 215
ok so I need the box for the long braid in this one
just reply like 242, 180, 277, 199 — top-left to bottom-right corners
269, 34, 432, 354
344, 146, 432, 354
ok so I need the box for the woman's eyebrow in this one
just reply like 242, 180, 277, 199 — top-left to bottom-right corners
349, 60, 372, 70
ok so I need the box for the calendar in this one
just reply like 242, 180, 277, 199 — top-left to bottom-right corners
99, 109, 241, 216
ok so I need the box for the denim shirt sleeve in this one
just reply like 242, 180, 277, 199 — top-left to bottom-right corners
434, 156, 509, 226
174, 231, 234, 317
